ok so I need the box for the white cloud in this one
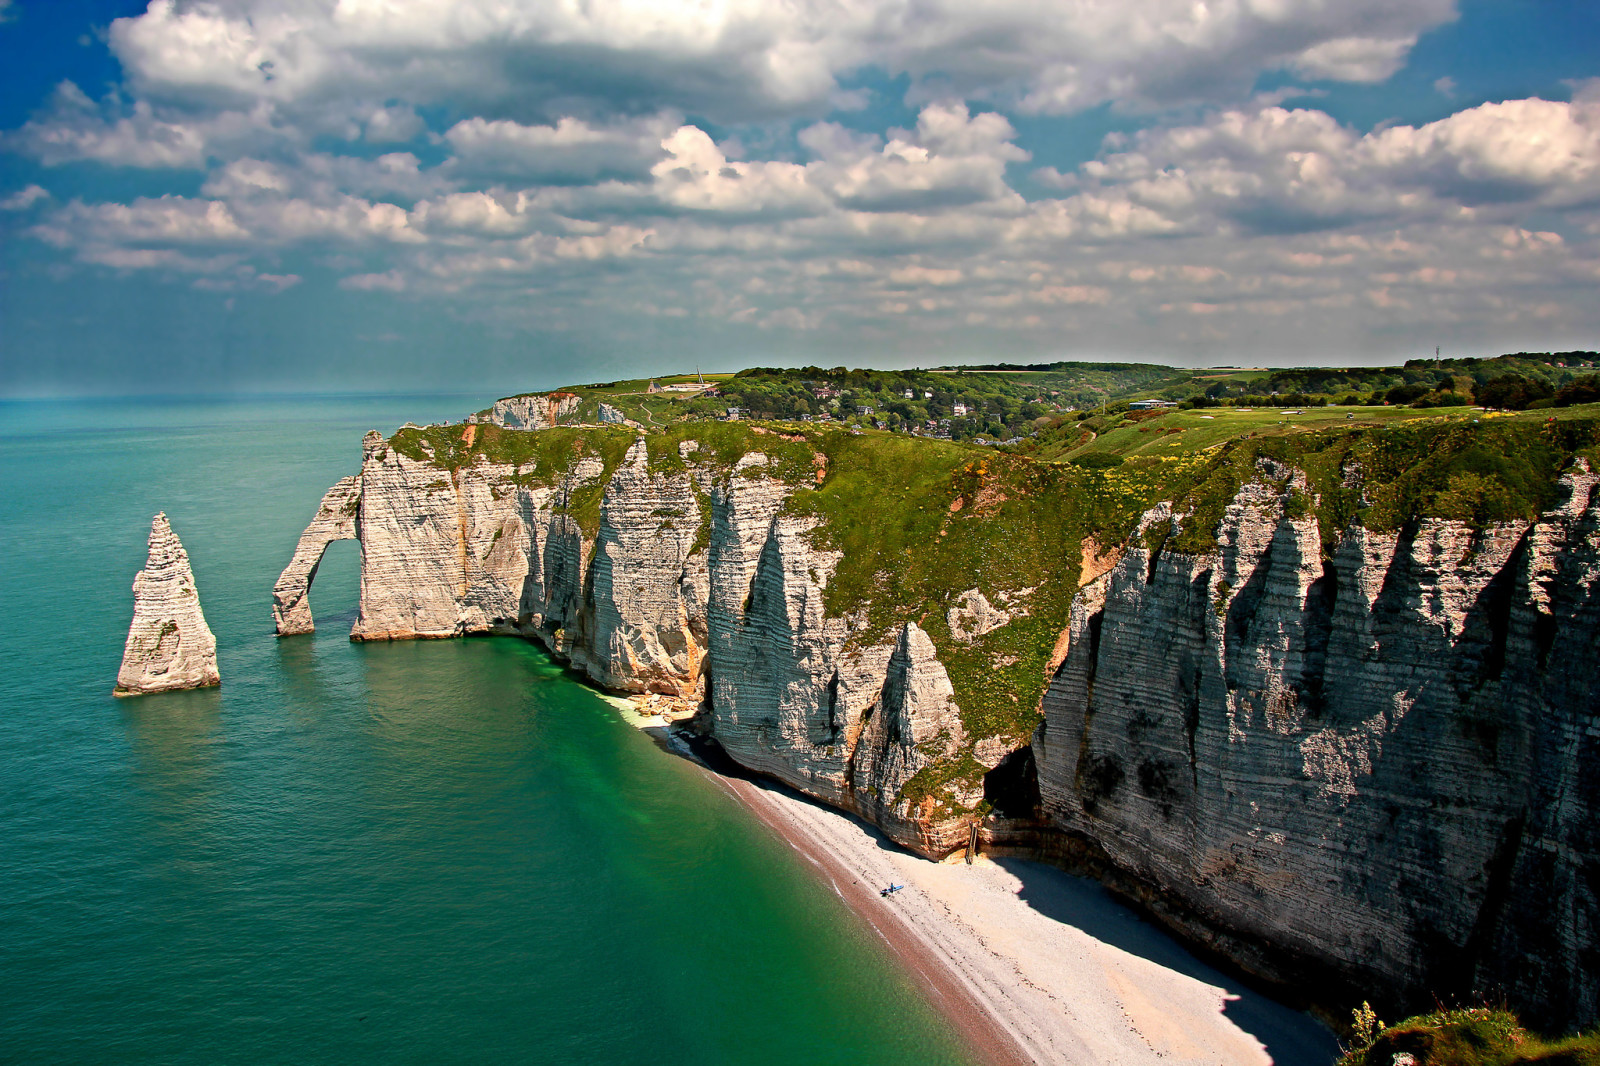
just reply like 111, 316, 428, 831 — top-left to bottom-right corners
1366, 97, 1600, 202
363, 105, 423, 143
649, 126, 824, 216
0, 184, 50, 210
1288, 36, 1417, 83
102, 0, 1457, 124
8, 81, 294, 169
1040, 97, 1600, 242
804, 103, 1028, 212
15, 76, 1600, 363
444, 115, 672, 182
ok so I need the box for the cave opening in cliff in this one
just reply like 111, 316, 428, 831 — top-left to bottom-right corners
983, 745, 1041, 819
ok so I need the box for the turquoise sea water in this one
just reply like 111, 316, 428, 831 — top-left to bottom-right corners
0, 396, 971, 1065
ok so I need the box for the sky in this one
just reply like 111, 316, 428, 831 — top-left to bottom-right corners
2, 0, 1599, 396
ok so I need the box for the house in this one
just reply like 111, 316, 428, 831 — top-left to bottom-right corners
1128, 399, 1178, 410
952, 402, 970, 416
857, 404, 874, 415
924, 391, 934, 399
723, 407, 743, 420
902, 389, 915, 399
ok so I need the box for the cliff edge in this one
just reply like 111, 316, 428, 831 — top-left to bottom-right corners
1037, 457, 1600, 1030
275, 415, 1600, 1030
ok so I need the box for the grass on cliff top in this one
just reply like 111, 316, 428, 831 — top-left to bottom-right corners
1161, 416, 1600, 555
783, 432, 1196, 809
388, 422, 638, 537
387, 411, 1600, 817
1340, 1006, 1600, 1066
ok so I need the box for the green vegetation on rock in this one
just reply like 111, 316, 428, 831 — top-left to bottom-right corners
1340, 1004, 1600, 1066
400, 363, 1600, 821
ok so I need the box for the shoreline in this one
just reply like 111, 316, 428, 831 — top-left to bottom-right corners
716, 771, 1038, 1066
617, 705, 1339, 1066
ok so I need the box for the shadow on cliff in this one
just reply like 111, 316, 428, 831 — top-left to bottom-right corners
993, 856, 1341, 1065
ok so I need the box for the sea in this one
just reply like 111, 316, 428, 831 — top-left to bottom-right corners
0, 394, 972, 1066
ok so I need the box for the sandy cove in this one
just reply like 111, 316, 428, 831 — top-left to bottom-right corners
721, 773, 1341, 1066
615, 700, 1339, 1066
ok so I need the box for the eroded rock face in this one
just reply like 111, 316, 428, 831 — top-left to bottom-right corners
1035, 460, 1600, 1030
116, 513, 220, 696
479, 392, 581, 429
284, 434, 978, 853
273, 475, 360, 635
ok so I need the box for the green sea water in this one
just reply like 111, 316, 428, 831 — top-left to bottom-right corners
0, 395, 972, 1066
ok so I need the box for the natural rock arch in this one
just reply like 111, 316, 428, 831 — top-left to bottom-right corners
273, 476, 360, 635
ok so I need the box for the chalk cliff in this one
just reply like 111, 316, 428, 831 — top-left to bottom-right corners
277, 419, 1600, 1028
272, 475, 360, 635
282, 428, 978, 850
116, 513, 221, 696
1035, 458, 1600, 1030
474, 392, 582, 429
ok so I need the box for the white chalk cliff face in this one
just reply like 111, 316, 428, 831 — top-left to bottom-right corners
473, 392, 582, 430
278, 431, 977, 850
1035, 459, 1600, 1031
277, 426, 1600, 1028
272, 476, 359, 635
116, 513, 221, 696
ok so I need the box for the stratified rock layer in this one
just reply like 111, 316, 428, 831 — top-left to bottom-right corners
116, 513, 221, 696
1035, 460, 1600, 1030
279, 428, 1600, 1029
474, 392, 581, 429
286, 432, 976, 852
272, 475, 360, 635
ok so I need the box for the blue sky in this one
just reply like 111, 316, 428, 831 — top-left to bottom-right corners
2, 0, 1598, 396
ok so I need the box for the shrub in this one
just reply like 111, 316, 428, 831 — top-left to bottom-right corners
1555, 375, 1600, 407
1388, 382, 1432, 405
1069, 452, 1125, 469
1338, 1006, 1600, 1066
1476, 375, 1554, 410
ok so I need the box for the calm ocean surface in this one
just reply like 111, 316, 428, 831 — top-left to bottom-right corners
0, 395, 971, 1065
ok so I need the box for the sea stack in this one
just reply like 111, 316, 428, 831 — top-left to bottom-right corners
114, 513, 221, 696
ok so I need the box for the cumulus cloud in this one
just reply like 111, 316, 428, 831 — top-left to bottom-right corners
1043, 97, 1600, 239
8, 80, 296, 168
1288, 36, 1417, 83
8, 0, 1600, 362
444, 114, 673, 182
100, 0, 1457, 123
804, 103, 1028, 212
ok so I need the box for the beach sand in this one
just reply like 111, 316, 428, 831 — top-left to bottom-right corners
618, 706, 1341, 1066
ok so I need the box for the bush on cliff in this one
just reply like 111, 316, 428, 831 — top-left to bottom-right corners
1339, 1004, 1600, 1066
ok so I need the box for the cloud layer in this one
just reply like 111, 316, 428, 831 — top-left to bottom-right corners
5, 0, 1600, 366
